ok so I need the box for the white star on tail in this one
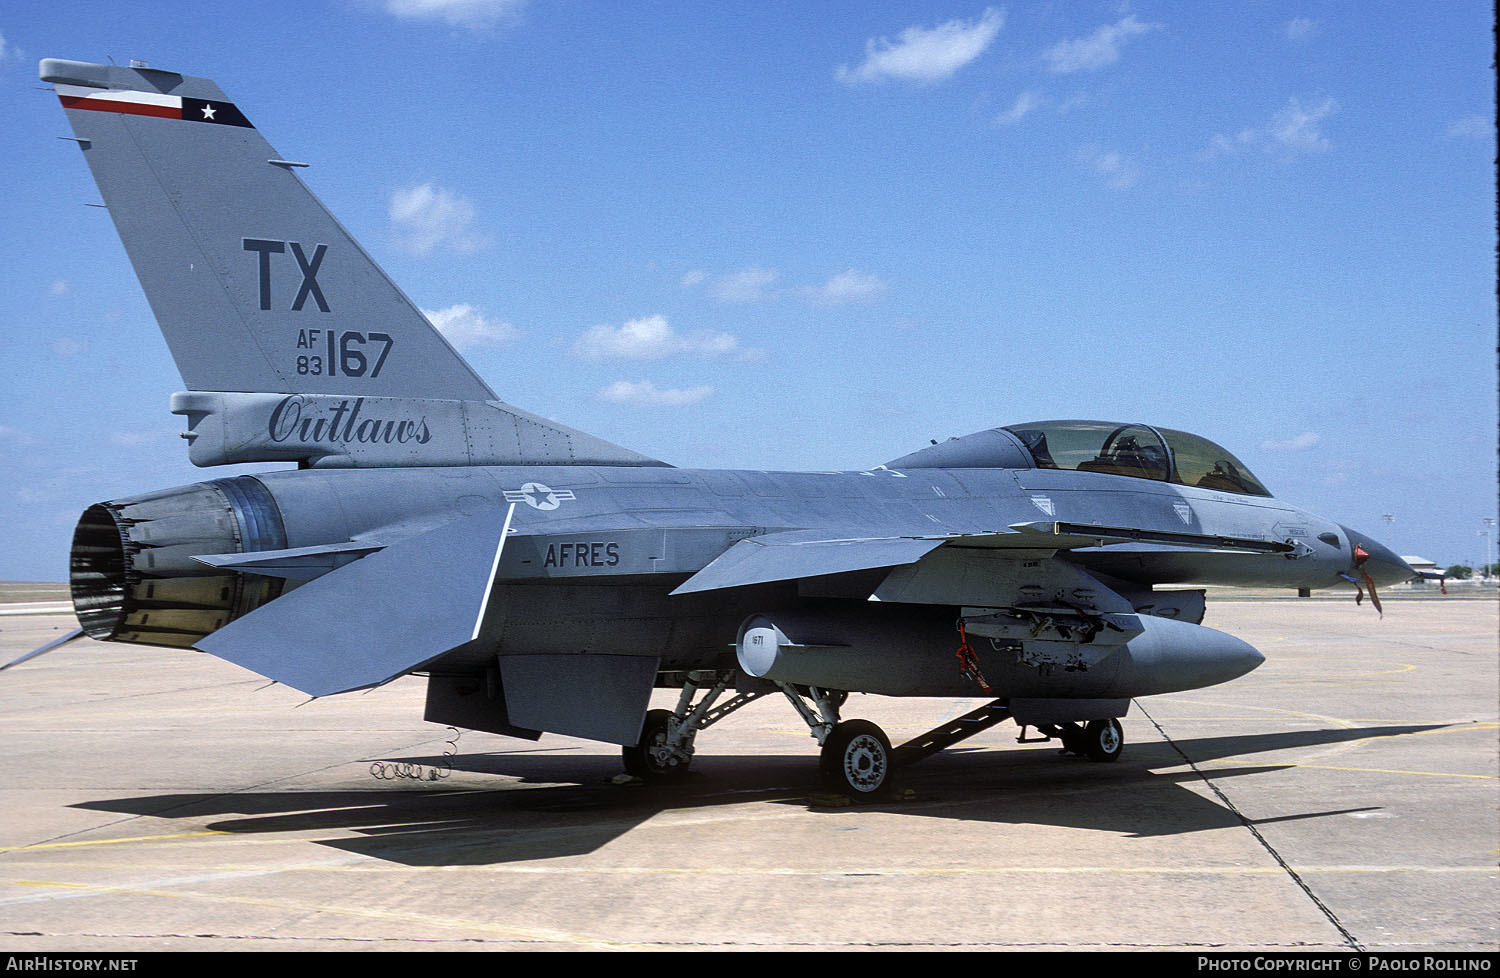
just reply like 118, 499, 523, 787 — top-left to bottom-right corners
201, 104, 216, 120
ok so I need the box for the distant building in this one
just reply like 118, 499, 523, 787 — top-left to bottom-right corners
1401, 556, 1442, 588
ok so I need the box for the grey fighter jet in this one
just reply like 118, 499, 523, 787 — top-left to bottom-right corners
25, 59, 1414, 797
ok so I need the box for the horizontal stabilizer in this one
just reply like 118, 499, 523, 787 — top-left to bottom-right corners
193, 540, 384, 581
2, 628, 86, 672
196, 509, 512, 696
671, 531, 944, 595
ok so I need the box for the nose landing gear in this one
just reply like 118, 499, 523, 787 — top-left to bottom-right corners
1029, 717, 1125, 762
1083, 717, 1123, 762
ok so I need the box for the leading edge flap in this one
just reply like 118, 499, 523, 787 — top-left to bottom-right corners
671, 531, 946, 595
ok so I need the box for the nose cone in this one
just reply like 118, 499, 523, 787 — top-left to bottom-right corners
1341, 525, 1418, 587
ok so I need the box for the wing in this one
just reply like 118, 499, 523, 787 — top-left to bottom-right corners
671, 520, 1293, 598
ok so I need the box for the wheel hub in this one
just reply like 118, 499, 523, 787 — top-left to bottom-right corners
842, 734, 887, 791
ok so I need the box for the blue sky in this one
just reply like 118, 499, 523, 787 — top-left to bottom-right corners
1, 1, 1494, 581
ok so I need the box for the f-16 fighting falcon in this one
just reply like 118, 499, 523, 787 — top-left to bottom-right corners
19, 59, 1414, 797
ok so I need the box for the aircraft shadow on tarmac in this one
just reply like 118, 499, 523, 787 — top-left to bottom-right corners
66, 722, 1443, 867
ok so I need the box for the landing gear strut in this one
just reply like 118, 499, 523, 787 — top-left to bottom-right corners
628, 670, 1127, 795
775, 682, 897, 798
1032, 717, 1125, 762
621, 670, 766, 780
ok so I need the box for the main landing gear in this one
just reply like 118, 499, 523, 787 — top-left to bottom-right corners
624, 671, 1126, 797
621, 671, 767, 780
780, 686, 1022, 799
819, 720, 892, 797
769, 682, 896, 797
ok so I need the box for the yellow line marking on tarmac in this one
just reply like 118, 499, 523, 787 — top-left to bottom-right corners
1191, 721, 1500, 778
0, 831, 227, 852
1203, 759, 1498, 780
1151, 699, 1361, 727
1189, 720, 1500, 778
417, 865, 1498, 876
9, 865, 1494, 886
5, 879, 666, 950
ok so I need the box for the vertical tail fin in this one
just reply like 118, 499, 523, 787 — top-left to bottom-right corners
43, 59, 663, 469
42, 58, 494, 401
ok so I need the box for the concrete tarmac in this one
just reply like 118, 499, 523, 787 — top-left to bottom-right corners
1, 597, 1495, 951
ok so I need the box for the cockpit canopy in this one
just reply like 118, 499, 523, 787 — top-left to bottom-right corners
886, 420, 1272, 496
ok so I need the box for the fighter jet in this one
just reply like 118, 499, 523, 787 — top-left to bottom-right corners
24, 59, 1414, 797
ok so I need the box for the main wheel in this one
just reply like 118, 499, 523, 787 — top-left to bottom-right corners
622, 709, 690, 779
1083, 718, 1124, 762
819, 719, 893, 797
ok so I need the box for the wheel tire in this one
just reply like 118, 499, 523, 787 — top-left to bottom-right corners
1084, 718, 1124, 762
622, 709, 690, 779
819, 719, 893, 798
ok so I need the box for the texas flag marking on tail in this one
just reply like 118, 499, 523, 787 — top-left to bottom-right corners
56, 84, 253, 128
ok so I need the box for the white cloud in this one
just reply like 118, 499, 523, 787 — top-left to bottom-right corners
836, 8, 1004, 85
1261, 431, 1321, 452
382, 0, 525, 30
709, 267, 779, 304
47, 279, 69, 297
421, 304, 522, 350
389, 183, 490, 256
996, 91, 1044, 125
1266, 96, 1338, 151
679, 269, 706, 288
1203, 129, 1256, 159
1205, 97, 1338, 158
1284, 18, 1318, 43
1042, 15, 1155, 74
573, 314, 761, 362
50, 338, 85, 356
804, 269, 888, 305
598, 380, 713, 407
1078, 147, 1139, 189
1271, 96, 1337, 153
1447, 114, 1492, 139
